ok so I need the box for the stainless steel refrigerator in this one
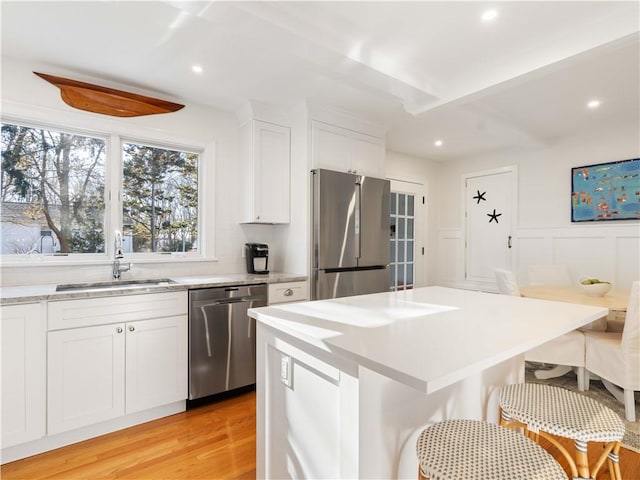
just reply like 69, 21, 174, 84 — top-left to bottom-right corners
311, 168, 390, 300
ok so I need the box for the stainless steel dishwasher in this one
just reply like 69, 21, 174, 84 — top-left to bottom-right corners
188, 283, 267, 400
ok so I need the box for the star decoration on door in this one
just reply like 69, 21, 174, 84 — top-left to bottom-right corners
487, 209, 502, 223
473, 190, 487, 204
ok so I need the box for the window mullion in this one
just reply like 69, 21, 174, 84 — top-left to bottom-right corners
107, 134, 123, 259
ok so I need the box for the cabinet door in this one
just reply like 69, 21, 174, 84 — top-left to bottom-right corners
351, 133, 385, 178
253, 120, 290, 223
311, 120, 353, 172
48, 324, 126, 434
311, 120, 386, 177
1, 303, 46, 447
125, 315, 187, 414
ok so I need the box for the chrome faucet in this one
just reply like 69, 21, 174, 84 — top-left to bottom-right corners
113, 230, 131, 280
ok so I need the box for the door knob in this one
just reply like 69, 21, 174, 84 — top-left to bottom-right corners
116, 327, 123, 333
129, 326, 135, 332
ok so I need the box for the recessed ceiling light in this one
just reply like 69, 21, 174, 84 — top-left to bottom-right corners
434, 140, 443, 147
587, 99, 601, 109
192, 65, 203, 74
481, 10, 498, 21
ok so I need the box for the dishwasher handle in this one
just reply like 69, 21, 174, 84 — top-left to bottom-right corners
192, 296, 265, 309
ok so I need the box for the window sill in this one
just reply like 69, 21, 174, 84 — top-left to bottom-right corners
0, 254, 218, 267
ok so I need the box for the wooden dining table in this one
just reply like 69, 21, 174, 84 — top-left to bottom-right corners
520, 285, 629, 333
519, 285, 629, 314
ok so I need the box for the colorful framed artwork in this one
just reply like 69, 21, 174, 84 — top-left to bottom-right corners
571, 158, 640, 222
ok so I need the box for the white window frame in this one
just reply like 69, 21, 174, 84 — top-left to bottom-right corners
0, 113, 212, 266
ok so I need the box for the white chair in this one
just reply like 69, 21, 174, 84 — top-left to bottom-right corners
494, 268, 521, 296
494, 268, 587, 391
528, 264, 572, 286
585, 280, 640, 422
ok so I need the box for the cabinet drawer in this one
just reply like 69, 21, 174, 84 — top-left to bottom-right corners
268, 281, 308, 304
48, 291, 188, 330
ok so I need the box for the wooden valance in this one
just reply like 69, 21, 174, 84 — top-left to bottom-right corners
34, 72, 184, 117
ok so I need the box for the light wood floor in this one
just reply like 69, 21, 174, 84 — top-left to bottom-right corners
2, 390, 639, 479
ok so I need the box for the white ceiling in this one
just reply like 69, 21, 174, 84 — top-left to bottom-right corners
1, 1, 639, 161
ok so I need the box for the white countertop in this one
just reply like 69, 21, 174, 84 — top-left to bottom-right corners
0, 272, 307, 304
249, 286, 608, 394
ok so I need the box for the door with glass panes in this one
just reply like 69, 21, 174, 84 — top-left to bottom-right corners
389, 180, 426, 291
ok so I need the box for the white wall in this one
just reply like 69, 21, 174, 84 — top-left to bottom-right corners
435, 121, 640, 291
0, 57, 280, 286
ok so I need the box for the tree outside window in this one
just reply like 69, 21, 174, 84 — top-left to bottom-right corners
122, 142, 198, 253
1, 123, 106, 254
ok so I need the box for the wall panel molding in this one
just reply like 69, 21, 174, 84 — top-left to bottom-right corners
437, 224, 639, 292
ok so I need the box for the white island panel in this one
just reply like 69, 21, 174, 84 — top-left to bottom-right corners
251, 286, 608, 479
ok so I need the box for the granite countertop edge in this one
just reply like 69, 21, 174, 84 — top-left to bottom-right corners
0, 273, 308, 305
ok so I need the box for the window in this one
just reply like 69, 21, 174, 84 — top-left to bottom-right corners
1, 123, 106, 254
122, 142, 198, 253
389, 191, 415, 291
1, 121, 201, 258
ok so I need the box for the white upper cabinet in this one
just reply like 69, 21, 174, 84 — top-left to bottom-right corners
240, 119, 291, 224
311, 120, 385, 178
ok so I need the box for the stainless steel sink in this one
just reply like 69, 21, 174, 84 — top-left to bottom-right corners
56, 279, 176, 292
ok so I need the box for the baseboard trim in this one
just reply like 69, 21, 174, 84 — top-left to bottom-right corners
1, 401, 185, 464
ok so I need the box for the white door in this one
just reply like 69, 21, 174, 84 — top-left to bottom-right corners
464, 167, 516, 284
125, 315, 188, 414
48, 324, 126, 434
390, 180, 427, 290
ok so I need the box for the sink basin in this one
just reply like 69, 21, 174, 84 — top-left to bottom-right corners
56, 279, 176, 292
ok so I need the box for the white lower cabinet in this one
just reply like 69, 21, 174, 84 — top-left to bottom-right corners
1, 303, 46, 448
125, 316, 187, 414
48, 323, 126, 434
47, 292, 188, 435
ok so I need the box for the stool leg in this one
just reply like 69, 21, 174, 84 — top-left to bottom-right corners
499, 408, 530, 437
537, 430, 579, 479
418, 465, 429, 480
607, 442, 622, 480
574, 439, 590, 479
590, 441, 616, 479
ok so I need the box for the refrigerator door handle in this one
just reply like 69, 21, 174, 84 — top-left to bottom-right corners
355, 179, 361, 259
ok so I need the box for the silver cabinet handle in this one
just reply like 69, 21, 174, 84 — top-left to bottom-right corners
284, 288, 294, 296
116, 327, 123, 333
129, 325, 135, 332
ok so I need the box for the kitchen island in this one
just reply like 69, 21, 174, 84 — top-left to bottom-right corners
249, 286, 608, 479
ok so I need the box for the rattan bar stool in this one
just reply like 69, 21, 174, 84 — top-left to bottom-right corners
499, 383, 626, 480
415, 419, 566, 480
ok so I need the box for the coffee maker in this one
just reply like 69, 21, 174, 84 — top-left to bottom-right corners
245, 243, 269, 274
